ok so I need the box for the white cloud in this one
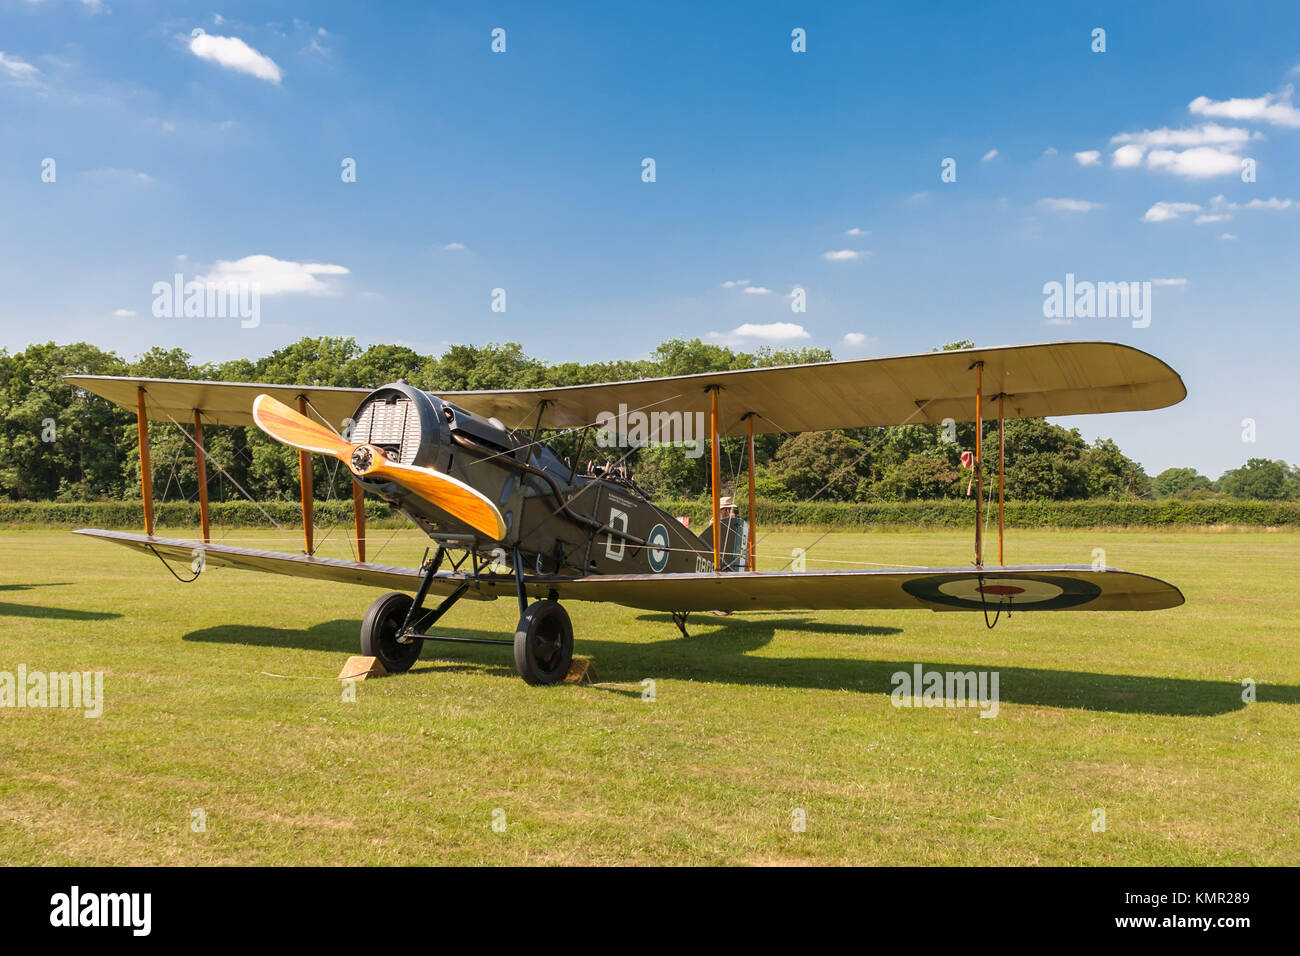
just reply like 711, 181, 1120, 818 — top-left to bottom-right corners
1074, 150, 1101, 166
845, 227, 869, 236
1144, 146, 1243, 178
1241, 197, 1294, 210
0, 51, 41, 85
1110, 123, 1256, 148
442, 242, 466, 251
1219, 232, 1237, 240
189, 34, 283, 84
706, 322, 810, 345
743, 286, 773, 295
1042, 147, 1058, 157
721, 279, 750, 288
1112, 144, 1145, 167
1142, 201, 1201, 223
841, 332, 876, 348
1188, 194, 1295, 224
822, 249, 867, 261
1150, 278, 1189, 286
981, 148, 998, 162
83, 168, 155, 185
909, 191, 931, 201
1189, 87, 1300, 128
113, 308, 137, 318
197, 255, 349, 295
1037, 197, 1103, 213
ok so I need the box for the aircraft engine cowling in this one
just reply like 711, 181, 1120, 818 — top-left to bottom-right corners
346, 382, 525, 537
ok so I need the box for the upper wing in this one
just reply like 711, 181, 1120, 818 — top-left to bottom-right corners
436, 341, 1186, 435
64, 376, 369, 428
65, 341, 1185, 436
541, 566, 1184, 612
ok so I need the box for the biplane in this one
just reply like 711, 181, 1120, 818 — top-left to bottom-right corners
66, 341, 1186, 685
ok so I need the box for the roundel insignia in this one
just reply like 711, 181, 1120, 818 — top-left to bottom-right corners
902, 574, 1102, 610
647, 523, 671, 572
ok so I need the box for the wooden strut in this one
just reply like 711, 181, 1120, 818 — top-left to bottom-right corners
746, 413, 757, 572
136, 387, 154, 536
708, 385, 722, 571
353, 479, 366, 563
973, 362, 983, 568
296, 395, 314, 555
193, 409, 210, 544
998, 394, 1005, 566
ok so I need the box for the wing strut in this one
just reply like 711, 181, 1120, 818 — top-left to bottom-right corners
135, 386, 154, 536
997, 393, 1005, 566
193, 409, 210, 543
745, 412, 757, 571
707, 385, 722, 571
295, 395, 315, 555
973, 362, 984, 568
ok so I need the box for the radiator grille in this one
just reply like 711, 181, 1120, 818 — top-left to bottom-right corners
351, 397, 419, 465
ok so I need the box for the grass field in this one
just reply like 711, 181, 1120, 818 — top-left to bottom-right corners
2, 524, 1298, 865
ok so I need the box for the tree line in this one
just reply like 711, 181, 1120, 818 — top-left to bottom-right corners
2, 337, 1296, 505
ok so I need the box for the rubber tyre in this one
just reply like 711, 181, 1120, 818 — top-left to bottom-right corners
360, 592, 421, 674
513, 600, 574, 686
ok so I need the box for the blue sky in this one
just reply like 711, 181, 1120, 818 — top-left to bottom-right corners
1, 0, 1298, 478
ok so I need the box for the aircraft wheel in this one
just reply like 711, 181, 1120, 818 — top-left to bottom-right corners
513, 600, 574, 686
360, 592, 421, 674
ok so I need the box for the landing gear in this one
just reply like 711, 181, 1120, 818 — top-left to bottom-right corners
513, 600, 574, 685
360, 592, 422, 674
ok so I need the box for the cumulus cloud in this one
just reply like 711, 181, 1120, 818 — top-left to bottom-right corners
721, 279, 751, 288
823, 249, 867, 261
197, 254, 349, 295
1219, 232, 1237, 240
706, 322, 810, 345
743, 286, 773, 295
1111, 123, 1256, 148
1144, 146, 1244, 178
1189, 87, 1300, 128
841, 332, 877, 348
442, 242, 466, 251
845, 227, 869, 236
189, 33, 283, 84
1142, 201, 1201, 223
0, 51, 41, 85
981, 149, 998, 162
1037, 197, 1104, 213
113, 308, 137, 318
1112, 144, 1145, 167
1074, 150, 1101, 166
1150, 278, 1189, 286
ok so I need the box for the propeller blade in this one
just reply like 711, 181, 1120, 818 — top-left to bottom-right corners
251, 394, 354, 458
252, 394, 508, 541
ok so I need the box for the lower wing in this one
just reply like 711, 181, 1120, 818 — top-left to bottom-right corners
76, 529, 1181, 613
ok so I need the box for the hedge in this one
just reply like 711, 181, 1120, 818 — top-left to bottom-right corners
3, 498, 1299, 530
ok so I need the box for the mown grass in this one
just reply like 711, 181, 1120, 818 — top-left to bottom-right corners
1, 525, 1297, 865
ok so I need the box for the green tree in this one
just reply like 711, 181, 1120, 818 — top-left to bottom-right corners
1219, 458, 1288, 500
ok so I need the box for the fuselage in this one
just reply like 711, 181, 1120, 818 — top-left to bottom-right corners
348, 382, 721, 577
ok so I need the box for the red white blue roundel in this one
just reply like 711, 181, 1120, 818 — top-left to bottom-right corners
902, 573, 1102, 610
646, 523, 671, 572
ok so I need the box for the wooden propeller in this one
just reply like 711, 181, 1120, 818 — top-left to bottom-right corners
252, 394, 507, 540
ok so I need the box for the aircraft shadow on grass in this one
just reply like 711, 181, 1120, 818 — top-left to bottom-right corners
180, 612, 1299, 718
